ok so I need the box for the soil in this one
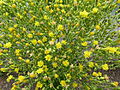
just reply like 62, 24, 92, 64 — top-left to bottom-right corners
0, 68, 120, 90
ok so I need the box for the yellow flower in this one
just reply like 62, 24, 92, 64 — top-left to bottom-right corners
42, 37, 47, 42
27, 34, 33, 38
62, 60, 69, 67
111, 82, 119, 87
92, 8, 98, 13
66, 73, 71, 79
36, 68, 43, 74
88, 62, 94, 68
8, 27, 15, 32
57, 25, 64, 31
117, 0, 120, 3
11, 4, 16, 8
60, 80, 67, 87
54, 74, 59, 78
105, 47, 117, 53
92, 72, 99, 77
45, 55, 52, 61
0, 1, 5, 5
80, 10, 89, 18
56, 42, 62, 49
14, 24, 18, 28
95, 25, 101, 30
102, 64, 109, 71
84, 51, 92, 58
52, 62, 58, 68
18, 76, 25, 82
44, 15, 49, 20
37, 61, 44, 67
14, 68, 19, 73
35, 21, 40, 26
0, 68, 7, 72
15, 49, 21, 55
7, 75, 13, 82
49, 32, 54, 37
93, 40, 98, 45
4, 42, 12, 48
98, 72, 102, 76
44, 49, 51, 54
36, 82, 43, 88
25, 59, 30, 64
61, 40, 67, 45
29, 72, 37, 78
90, 32, 95, 36
72, 82, 78, 88
37, 40, 43, 44
31, 39, 37, 45
81, 42, 88, 46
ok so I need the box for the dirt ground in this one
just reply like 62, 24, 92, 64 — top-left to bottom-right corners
0, 68, 120, 90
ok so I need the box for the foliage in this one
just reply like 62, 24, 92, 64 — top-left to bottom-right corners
0, 0, 120, 90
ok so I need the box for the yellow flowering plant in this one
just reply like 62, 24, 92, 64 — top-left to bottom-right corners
0, 0, 120, 89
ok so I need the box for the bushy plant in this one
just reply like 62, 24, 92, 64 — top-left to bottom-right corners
0, 0, 120, 90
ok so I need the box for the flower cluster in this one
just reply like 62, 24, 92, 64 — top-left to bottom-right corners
0, 0, 120, 89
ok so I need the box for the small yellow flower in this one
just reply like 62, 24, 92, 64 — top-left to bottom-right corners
29, 72, 37, 78
93, 40, 98, 45
37, 61, 44, 67
42, 37, 47, 42
11, 4, 16, 8
66, 73, 71, 79
0, 68, 8, 72
44, 49, 51, 54
88, 62, 94, 68
56, 42, 62, 49
45, 55, 52, 61
27, 34, 33, 38
7, 75, 13, 82
52, 62, 58, 68
49, 32, 54, 37
36, 68, 43, 74
92, 72, 99, 77
111, 82, 119, 87
18, 75, 25, 82
4, 42, 12, 48
102, 64, 109, 71
14, 68, 19, 73
60, 80, 67, 87
54, 74, 59, 78
84, 51, 92, 58
62, 60, 69, 67
25, 59, 30, 64
35, 21, 40, 26
15, 49, 21, 55
36, 82, 43, 88
90, 32, 95, 36
61, 40, 67, 45
72, 82, 78, 88
98, 72, 102, 76
14, 24, 18, 28
81, 42, 88, 46
44, 15, 49, 20
95, 25, 101, 30
105, 47, 117, 53
31, 39, 37, 45
37, 40, 43, 44
80, 10, 89, 18
57, 25, 64, 31
117, 0, 120, 3
92, 8, 98, 13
